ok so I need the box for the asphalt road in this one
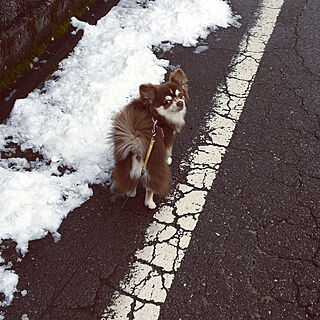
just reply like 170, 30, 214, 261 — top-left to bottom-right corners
2, 0, 320, 319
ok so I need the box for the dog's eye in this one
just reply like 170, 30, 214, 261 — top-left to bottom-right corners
165, 99, 172, 105
177, 93, 183, 99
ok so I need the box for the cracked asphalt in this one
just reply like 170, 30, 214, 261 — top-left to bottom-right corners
1, 0, 320, 319
160, 0, 320, 319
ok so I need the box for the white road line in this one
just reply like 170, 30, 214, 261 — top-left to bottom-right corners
101, 0, 285, 319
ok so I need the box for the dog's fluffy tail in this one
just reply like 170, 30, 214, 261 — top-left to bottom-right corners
111, 103, 149, 162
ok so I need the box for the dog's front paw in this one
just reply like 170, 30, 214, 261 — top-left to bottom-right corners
145, 199, 156, 209
166, 156, 172, 165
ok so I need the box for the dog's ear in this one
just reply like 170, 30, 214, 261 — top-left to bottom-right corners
170, 68, 188, 92
139, 84, 156, 106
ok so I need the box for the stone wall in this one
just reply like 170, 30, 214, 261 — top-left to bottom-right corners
0, 0, 99, 89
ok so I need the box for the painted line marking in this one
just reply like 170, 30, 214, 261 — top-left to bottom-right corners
101, 0, 285, 319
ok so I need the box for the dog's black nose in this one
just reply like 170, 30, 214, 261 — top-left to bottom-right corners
177, 101, 184, 109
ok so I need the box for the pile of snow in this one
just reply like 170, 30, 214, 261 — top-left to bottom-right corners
0, 0, 239, 310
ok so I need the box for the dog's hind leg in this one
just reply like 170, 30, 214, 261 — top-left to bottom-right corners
144, 188, 156, 209
130, 154, 143, 179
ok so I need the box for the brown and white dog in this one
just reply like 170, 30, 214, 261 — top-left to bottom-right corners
110, 68, 189, 209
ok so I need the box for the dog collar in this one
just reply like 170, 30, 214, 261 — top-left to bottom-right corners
152, 116, 164, 138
